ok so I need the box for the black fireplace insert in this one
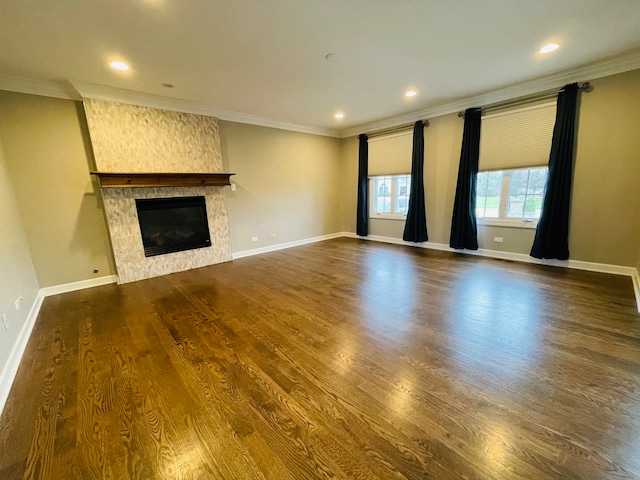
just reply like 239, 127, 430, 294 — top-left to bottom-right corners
135, 196, 211, 257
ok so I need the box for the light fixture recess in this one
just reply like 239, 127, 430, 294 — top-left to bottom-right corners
405, 90, 417, 98
110, 61, 129, 71
539, 43, 559, 54
334, 113, 345, 119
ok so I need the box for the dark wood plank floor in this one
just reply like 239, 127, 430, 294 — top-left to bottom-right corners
1, 238, 639, 479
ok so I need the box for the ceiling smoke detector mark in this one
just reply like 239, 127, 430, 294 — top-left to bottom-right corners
161, 82, 175, 88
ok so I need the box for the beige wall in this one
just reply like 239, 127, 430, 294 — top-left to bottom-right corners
570, 69, 640, 266
342, 69, 640, 267
219, 121, 343, 253
0, 92, 115, 287
0, 139, 39, 378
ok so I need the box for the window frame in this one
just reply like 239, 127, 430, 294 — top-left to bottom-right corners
475, 166, 548, 229
369, 174, 412, 220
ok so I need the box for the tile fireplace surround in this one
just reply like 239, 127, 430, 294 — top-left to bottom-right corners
83, 98, 233, 284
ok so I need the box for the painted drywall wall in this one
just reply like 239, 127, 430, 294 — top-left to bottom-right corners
569, 69, 640, 266
339, 136, 358, 234
219, 121, 343, 253
0, 91, 115, 287
0, 140, 39, 383
342, 69, 640, 267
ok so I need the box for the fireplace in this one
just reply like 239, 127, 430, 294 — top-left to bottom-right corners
135, 196, 211, 257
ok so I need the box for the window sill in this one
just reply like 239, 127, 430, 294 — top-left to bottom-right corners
477, 218, 538, 229
370, 214, 407, 221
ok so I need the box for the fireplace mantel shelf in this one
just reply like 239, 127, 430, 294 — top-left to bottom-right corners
91, 172, 235, 188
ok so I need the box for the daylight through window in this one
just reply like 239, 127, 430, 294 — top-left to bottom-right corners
476, 167, 548, 222
370, 175, 411, 217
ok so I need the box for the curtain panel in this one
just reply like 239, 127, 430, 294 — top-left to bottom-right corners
403, 121, 428, 242
530, 83, 579, 260
356, 134, 369, 236
450, 108, 481, 250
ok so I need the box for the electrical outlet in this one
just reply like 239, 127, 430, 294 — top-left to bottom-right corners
2, 313, 8, 331
269, 233, 276, 239
251, 236, 258, 242
230, 183, 237, 192
493, 236, 504, 243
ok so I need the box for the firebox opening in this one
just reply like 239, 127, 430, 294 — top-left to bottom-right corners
135, 196, 211, 257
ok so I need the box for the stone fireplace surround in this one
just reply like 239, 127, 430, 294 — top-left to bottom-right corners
83, 98, 233, 284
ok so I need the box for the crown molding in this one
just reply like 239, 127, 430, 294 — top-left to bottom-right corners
0, 73, 80, 101
69, 80, 340, 138
2, 48, 638, 140
339, 49, 640, 138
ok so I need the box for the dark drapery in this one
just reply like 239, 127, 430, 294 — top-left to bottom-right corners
403, 121, 428, 242
530, 83, 579, 260
356, 134, 369, 236
450, 108, 481, 250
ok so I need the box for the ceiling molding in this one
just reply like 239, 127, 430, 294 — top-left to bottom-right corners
2, 48, 638, 140
0, 74, 80, 101
69, 81, 340, 138
339, 49, 640, 138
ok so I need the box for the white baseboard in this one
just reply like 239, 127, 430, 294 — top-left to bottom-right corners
232, 232, 345, 260
348, 232, 640, 313
39, 275, 118, 297
0, 292, 44, 416
632, 269, 640, 313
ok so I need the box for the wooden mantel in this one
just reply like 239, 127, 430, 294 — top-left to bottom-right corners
91, 172, 235, 188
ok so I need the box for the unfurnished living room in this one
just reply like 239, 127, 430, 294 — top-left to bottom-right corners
0, 2, 639, 479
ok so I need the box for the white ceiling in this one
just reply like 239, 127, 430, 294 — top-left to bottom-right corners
1, 0, 639, 136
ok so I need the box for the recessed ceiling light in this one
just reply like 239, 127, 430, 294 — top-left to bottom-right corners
110, 61, 129, 71
405, 90, 417, 98
334, 113, 345, 119
539, 43, 559, 54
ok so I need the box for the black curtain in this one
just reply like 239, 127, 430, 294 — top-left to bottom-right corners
356, 134, 369, 236
450, 108, 481, 250
530, 83, 579, 260
403, 121, 428, 242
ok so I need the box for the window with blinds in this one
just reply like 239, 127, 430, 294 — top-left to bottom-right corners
479, 101, 557, 171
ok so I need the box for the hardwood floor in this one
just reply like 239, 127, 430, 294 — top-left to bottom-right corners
1, 238, 639, 479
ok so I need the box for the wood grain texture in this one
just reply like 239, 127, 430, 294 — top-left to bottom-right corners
1, 238, 639, 479
92, 172, 234, 188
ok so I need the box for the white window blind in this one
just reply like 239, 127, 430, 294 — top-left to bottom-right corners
368, 131, 413, 176
479, 102, 557, 171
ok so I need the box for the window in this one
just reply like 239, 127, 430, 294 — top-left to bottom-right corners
370, 175, 411, 218
476, 167, 548, 226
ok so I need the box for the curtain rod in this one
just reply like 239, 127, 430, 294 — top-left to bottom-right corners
366, 119, 429, 139
457, 82, 591, 117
